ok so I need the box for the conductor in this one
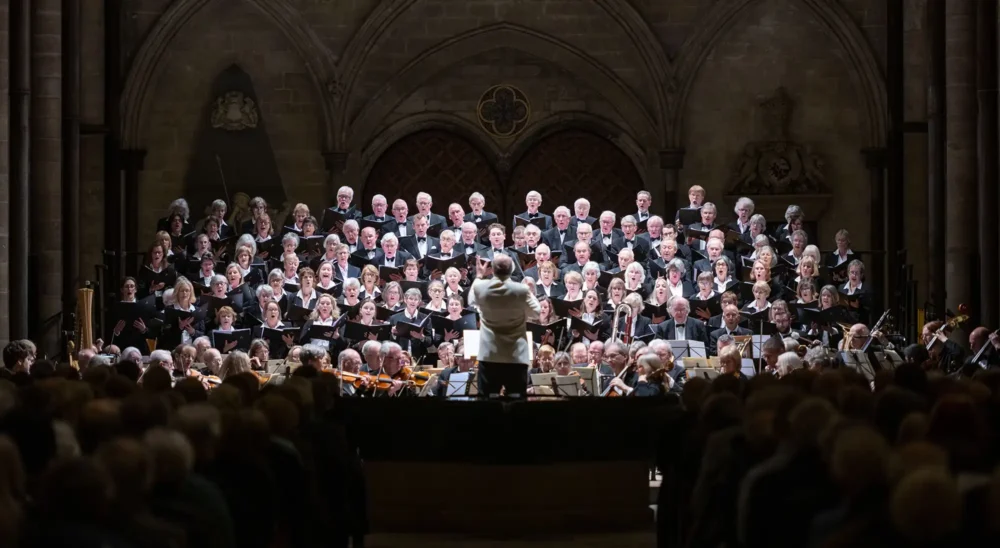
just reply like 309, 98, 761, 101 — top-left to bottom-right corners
471, 253, 541, 397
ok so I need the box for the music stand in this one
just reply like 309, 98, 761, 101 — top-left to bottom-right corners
685, 367, 720, 381
683, 357, 710, 370
571, 366, 600, 397
446, 371, 474, 400
840, 351, 876, 382
551, 375, 581, 397
669, 340, 707, 359
740, 358, 757, 378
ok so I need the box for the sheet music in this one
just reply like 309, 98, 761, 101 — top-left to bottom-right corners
741, 358, 757, 378
750, 335, 769, 359
446, 372, 473, 398
571, 366, 600, 396
669, 340, 706, 359
552, 376, 580, 396
686, 367, 720, 380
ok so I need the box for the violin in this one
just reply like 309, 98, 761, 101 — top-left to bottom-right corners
327, 369, 373, 389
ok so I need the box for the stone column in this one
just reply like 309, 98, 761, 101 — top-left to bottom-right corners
122, 149, 146, 276
324, 151, 349, 206
30, 0, 62, 354
944, 0, 977, 315
926, 0, 947, 317
0, 1, 10, 346
976, 0, 999, 327
62, 0, 80, 330
862, 147, 886, 315
659, 149, 685, 217
9, 0, 31, 341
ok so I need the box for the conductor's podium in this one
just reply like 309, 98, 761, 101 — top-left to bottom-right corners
340, 396, 676, 535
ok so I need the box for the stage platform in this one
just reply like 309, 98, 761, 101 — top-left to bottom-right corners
338, 396, 678, 535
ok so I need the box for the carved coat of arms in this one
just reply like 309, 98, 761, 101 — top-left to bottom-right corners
729, 88, 826, 195
211, 91, 259, 131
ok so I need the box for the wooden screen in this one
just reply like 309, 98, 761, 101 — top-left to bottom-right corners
364, 130, 502, 216
507, 130, 644, 222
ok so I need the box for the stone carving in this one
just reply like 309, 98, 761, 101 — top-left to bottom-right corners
728, 87, 827, 195
477, 85, 530, 137
211, 91, 259, 131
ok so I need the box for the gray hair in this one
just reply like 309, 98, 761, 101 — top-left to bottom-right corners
403, 287, 423, 301
162, 288, 175, 306
168, 198, 190, 220
574, 197, 590, 209
338, 348, 361, 368
750, 214, 767, 230
281, 232, 300, 248
337, 185, 354, 199
666, 258, 687, 276
716, 334, 735, 349
268, 268, 284, 284
670, 297, 691, 314
343, 219, 359, 231
647, 339, 672, 355
149, 350, 173, 369
236, 234, 257, 257
90, 355, 112, 368
735, 197, 755, 214
299, 344, 327, 366
379, 341, 402, 360
210, 274, 227, 287
582, 261, 601, 277
777, 352, 803, 376
621, 215, 637, 226
380, 232, 398, 247
603, 339, 628, 357
600, 210, 616, 222
121, 347, 143, 364
361, 340, 382, 356
553, 206, 570, 216
256, 284, 275, 300
343, 277, 361, 290
323, 233, 341, 248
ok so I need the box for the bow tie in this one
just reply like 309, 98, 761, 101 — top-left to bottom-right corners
386, 256, 394, 261
338, 208, 347, 214
529, 213, 538, 218
465, 244, 475, 249
559, 230, 566, 235
676, 324, 685, 328
417, 237, 426, 243
475, 217, 482, 222
375, 217, 384, 222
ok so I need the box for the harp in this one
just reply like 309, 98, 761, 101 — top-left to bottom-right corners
73, 286, 95, 367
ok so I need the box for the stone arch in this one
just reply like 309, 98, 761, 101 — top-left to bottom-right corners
671, 0, 887, 147
339, 0, 673, 139
507, 129, 645, 223
363, 129, 503, 218
359, 112, 503, 195
506, 112, 648, 186
347, 23, 658, 154
120, 0, 338, 150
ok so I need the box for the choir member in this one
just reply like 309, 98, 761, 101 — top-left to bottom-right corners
515, 190, 553, 230
365, 195, 389, 224
729, 197, 754, 235
414, 192, 448, 228
289, 267, 319, 311
381, 281, 404, 311
604, 278, 626, 312
655, 296, 709, 344
299, 293, 344, 355
342, 220, 360, 252
582, 262, 602, 293
286, 203, 311, 234
465, 192, 498, 225
157, 198, 191, 233
139, 242, 175, 299
315, 262, 339, 295
623, 262, 649, 299
159, 277, 205, 350
358, 265, 382, 301
535, 260, 565, 299
664, 258, 694, 298
713, 257, 737, 294
424, 281, 448, 313
743, 280, 772, 314
332, 243, 360, 282
389, 288, 433, 361
339, 278, 363, 315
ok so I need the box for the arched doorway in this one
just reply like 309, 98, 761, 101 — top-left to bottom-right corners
364, 130, 502, 216
507, 130, 645, 222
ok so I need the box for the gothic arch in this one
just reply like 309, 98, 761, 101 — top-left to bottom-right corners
507, 129, 645, 223
363, 129, 503, 218
338, 0, 672, 140
347, 23, 658, 153
359, 112, 503, 193
120, 0, 338, 149
670, 0, 887, 147
506, 112, 648, 187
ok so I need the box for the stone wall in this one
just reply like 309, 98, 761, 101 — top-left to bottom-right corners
75, 0, 907, 289
0, 1, 9, 348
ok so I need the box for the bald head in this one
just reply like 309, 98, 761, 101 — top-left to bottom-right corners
492, 254, 514, 280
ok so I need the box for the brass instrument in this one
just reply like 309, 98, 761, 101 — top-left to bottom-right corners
836, 322, 854, 351
734, 335, 753, 359
610, 303, 634, 345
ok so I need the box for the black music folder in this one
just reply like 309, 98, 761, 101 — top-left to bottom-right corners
360, 218, 390, 234
641, 302, 670, 323
527, 320, 567, 345
344, 321, 392, 341
430, 313, 478, 335
689, 295, 722, 321
569, 315, 603, 334
305, 317, 347, 342
514, 215, 548, 229
321, 208, 348, 232
676, 208, 702, 226
550, 298, 584, 318
211, 328, 252, 352
396, 314, 431, 336
285, 304, 314, 324
296, 235, 325, 256
256, 326, 300, 348
423, 254, 467, 275
597, 269, 625, 289
378, 265, 404, 284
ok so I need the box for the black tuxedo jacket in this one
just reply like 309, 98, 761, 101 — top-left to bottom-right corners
385, 218, 414, 237
372, 250, 413, 268
542, 226, 574, 250
727, 220, 751, 235
409, 235, 440, 261
612, 314, 654, 342
569, 216, 598, 230
655, 318, 709, 345
350, 246, 379, 267
463, 211, 499, 225
411, 212, 447, 228
611, 236, 650, 263
389, 310, 433, 361
331, 262, 361, 282
514, 211, 553, 231
709, 326, 752, 355
477, 247, 523, 280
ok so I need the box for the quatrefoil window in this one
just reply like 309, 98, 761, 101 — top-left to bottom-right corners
477, 85, 530, 137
